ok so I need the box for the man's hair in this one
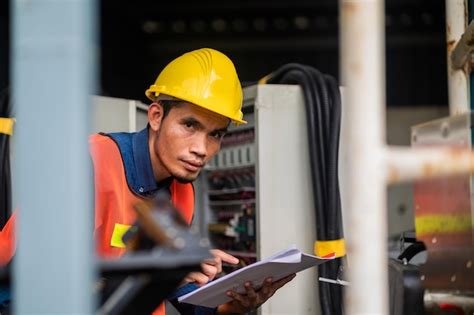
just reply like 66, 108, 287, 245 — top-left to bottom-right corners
155, 98, 231, 127
155, 99, 185, 119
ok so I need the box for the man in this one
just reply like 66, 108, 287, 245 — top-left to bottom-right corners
90, 48, 295, 314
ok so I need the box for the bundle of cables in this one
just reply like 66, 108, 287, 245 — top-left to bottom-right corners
261, 64, 344, 315
0, 87, 12, 230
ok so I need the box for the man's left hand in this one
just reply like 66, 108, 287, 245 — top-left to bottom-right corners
216, 273, 296, 314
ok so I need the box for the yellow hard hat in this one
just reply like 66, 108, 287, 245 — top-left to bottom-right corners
145, 48, 246, 124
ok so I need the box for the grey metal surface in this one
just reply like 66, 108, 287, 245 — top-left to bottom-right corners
253, 84, 320, 315
411, 112, 471, 146
91, 96, 148, 133
386, 106, 448, 237
12, 0, 96, 313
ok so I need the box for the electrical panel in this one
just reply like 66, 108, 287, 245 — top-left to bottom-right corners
202, 103, 258, 272
197, 84, 320, 315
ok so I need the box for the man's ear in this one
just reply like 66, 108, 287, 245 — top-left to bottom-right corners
148, 102, 164, 131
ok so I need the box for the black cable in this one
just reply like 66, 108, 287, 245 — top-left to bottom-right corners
264, 64, 328, 238
0, 87, 12, 230
263, 64, 344, 315
397, 242, 426, 262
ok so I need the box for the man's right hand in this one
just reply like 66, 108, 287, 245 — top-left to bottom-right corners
182, 249, 239, 286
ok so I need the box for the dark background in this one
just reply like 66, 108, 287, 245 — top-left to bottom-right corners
1, 0, 447, 106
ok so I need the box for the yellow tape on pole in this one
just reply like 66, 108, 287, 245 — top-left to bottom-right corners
0, 118, 14, 136
415, 214, 472, 235
314, 239, 346, 258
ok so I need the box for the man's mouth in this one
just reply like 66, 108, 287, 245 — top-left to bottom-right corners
182, 160, 204, 172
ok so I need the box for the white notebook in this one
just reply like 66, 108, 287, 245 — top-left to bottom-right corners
178, 245, 335, 308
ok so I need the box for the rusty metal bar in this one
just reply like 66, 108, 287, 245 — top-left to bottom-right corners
340, 0, 388, 314
339, 0, 474, 314
446, 0, 470, 115
386, 146, 474, 184
451, 21, 474, 70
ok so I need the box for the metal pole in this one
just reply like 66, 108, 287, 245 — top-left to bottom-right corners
446, 0, 470, 115
12, 0, 96, 313
386, 146, 474, 184
340, 0, 388, 314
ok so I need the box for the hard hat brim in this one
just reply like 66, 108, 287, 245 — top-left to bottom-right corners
145, 89, 247, 125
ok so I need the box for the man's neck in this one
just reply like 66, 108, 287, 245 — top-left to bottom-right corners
148, 129, 171, 183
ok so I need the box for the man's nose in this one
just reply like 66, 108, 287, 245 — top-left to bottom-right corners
190, 134, 207, 158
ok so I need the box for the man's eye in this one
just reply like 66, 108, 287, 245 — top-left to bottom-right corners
184, 122, 194, 128
211, 132, 224, 139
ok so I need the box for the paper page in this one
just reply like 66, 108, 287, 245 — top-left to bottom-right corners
178, 245, 334, 308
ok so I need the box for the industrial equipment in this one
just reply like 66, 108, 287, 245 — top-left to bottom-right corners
0, 194, 212, 315
409, 113, 474, 314
98, 194, 212, 315
197, 79, 344, 315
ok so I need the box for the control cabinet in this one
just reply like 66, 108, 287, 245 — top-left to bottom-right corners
197, 84, 320, 315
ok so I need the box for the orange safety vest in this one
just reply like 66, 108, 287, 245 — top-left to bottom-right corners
90, 134, 195, 314
0, 134, 195, 315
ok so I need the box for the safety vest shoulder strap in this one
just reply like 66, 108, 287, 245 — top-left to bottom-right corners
0, 210, 17, 266
90, 133, 195, 222
170, 180, 194, 225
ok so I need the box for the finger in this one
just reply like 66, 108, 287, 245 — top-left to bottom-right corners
202, 255, 220, 265
211, 249, 239, 265
201, 263, 218, 280
202, 257, 222, 274
185, 272, 210, 286
244, 281, 257, 300
260, 277, 273, 296
226, 290, 249, 308
271, 273, 296, 291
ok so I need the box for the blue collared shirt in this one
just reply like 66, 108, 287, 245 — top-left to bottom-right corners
108, 127, 172, 198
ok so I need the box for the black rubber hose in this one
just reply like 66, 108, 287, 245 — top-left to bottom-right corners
263, 64, 344, 315
283, 70, 328, 237
0, 87, 11, 230
265, 64, 330, 237
265, 65, 327, 239
310, 68, 343, 315
324, 74, 343, 239
310, 69, 343, 315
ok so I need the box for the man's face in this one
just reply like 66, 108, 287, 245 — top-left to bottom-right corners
149, 102, 229, 183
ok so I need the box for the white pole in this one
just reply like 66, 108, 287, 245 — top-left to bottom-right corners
12, 0, 96, 313
340, 0, 388, 314
446, 0, 470, 115
339, 0, 474, 314
386, 146, 474, 184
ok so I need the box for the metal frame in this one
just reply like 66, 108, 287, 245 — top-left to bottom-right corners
446, 0, 470, 115
341, 0, 474, 314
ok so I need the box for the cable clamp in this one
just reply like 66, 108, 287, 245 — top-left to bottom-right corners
314, 239, 346, 258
